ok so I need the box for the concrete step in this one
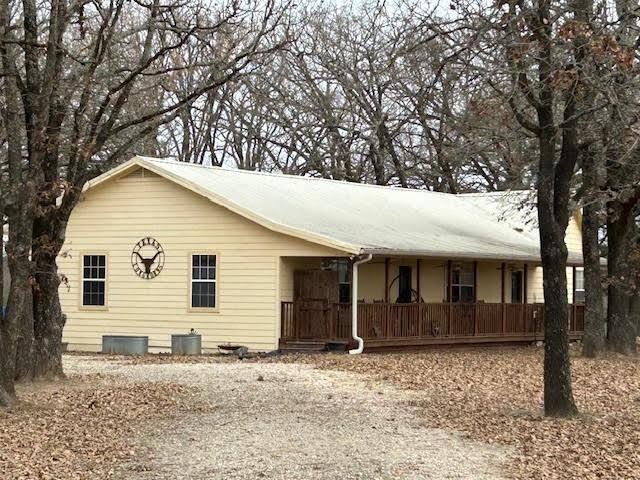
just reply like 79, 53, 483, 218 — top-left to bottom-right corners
279, 341, 327, 352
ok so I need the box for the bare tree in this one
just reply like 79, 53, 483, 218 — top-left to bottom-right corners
580, 146, 607, 357
158, 2, 537, 194
456, 0, 594, 416
602, 0, 640, 354
0, 0, 289, 407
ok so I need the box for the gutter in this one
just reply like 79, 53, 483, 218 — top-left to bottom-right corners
360, 248, 584, 267
348, 253, 373, 355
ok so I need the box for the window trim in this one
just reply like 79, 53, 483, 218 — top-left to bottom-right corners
79, 252, 109, 311
451, 262, 475, 304
574, 267, 585, 304
337, 260, 351, 304
188, 252, 219, 313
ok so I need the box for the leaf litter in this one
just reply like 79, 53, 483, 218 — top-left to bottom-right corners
268, 346, 640, 479
2, 346, 638, 479
0, 373, 214, 479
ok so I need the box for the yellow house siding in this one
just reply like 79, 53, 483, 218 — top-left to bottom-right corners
525, 265, 575, 304
364, 258, 448, 303
476, 262, 502, 303
280, 257, 450, 304
360, 259, 578, 306
359, 260, 386, 301
565, 216, 582, 256
59, 168, 347, 352
357, 259, 512, 304
418, 260, 447, 302
528, 265, 547, 303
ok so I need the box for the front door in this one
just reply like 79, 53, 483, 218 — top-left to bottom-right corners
293, 269, 339, 339
397, 266, 412, 303
511, 271, 523, 303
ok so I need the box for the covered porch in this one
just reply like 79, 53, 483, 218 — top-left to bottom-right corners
278, 256, 585, 350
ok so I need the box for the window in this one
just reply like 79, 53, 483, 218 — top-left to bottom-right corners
191, 254, 216, 308
321, 258, 351, 303
574, 268, 585, 304
451, 262, 474, 303
337, 260, 351, 303
82, 255, 106, 307
511, 271, 523, 303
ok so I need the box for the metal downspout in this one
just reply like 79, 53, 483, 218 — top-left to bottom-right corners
349, 253, 373, 355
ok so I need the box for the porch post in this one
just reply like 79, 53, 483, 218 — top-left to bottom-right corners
473, 261, 478, 302
473, 261, 478, 335
571, 265, 577, 332
416, 258, 423, 337
523, 263, 529, 333
416, 258, 421, 302
523, 263, 528, 304
501, 263, 506, 303
447, 260, 452, 335
501, 262, 506, 333
384, 257, 389, 303
447, 260, 452, 302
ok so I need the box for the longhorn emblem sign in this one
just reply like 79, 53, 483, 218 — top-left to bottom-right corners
131, 237, 165, 279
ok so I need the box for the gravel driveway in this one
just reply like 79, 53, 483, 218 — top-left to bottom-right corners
64, 356, 511, 480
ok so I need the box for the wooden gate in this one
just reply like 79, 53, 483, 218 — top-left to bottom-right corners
293, 269, 339, 339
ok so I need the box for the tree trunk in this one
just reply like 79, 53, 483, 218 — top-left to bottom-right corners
582, 200, 606, 356
606, 200, 637, 354
537, 112, 578, 416
0, 385, 12, 407
0, 264, 13, 405
0, 205, 36, 403
368, 144, 385, 185
539, 211, 578, 415
581, 153, 606, 357
7, 261, 35, 382
0, 258, 15, 405
0, 337, 13, 405
0, 217, 4, 315
32, 252, 66, 379
6, 211, 36, 382
30, 196, 71, 379
630, 292, 640, 340
608, 283, 633, 353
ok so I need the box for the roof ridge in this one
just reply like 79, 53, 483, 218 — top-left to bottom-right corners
457, 190, 533, 197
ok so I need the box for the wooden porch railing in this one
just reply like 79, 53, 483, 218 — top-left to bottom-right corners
280, 301, 585, 344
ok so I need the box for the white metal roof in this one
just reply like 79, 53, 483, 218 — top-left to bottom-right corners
458, 191, 539, 237
87, 156, 583, 264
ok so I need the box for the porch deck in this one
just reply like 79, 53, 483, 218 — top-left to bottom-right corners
280, 302, 584, 350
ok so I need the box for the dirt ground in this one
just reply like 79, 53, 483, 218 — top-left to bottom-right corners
2, 346, 638, 479
77, 356, 510, 479
270, 346, 640, 479
1, 354, 510, 480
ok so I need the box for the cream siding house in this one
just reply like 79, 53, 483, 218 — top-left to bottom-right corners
59, 156, 584, 352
